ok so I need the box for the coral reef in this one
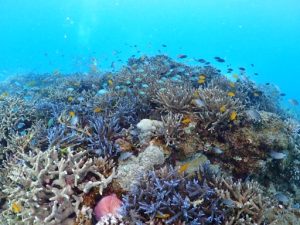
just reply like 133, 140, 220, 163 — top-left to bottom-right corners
1, 55, 300, 224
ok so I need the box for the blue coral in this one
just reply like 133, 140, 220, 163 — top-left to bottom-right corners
121, 166, 225, 225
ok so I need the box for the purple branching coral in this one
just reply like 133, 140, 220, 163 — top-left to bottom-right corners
87, 116, 121, 158
121, 165, 225, 225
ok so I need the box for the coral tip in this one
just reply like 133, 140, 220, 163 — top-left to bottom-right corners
94, 194, 122, 221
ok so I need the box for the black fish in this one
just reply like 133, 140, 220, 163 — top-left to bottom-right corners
251, 64, 254, 67
265, 83, 270, 85
239, 67, 246, 71
214, 57, 225, 63
280, 93, 286, 97
197, 59, 206, 63
205, 62, 210, 65
254, 73, 259, 76
162, 44, 167, 47
177, 54, 187, 59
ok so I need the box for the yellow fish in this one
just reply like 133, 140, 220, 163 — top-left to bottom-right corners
11, 202, 22, 214
67, 96, 73, 102
193, 90, 199, 97
232, 74, 239, 79
198, 79, 205, 84
26, 80, 36, 87
199, 74, 206, 80
182, 117, 192, 125
94, 107, 102, 113
156, 213, 171, 219
69, 111, 75, 117
230, 111, 237, 121
227, 92, 235, 97
229, 82, 235, 88
178, 163, 189, 174
108, 79, 113, 86
220, 105, 226, 113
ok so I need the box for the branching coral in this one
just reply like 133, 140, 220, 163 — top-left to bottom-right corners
193, 86, 245, 133
160, 112, 184, 147
152, 81, 194, 113
121, 166, 225, 225
1, 147, 115, 225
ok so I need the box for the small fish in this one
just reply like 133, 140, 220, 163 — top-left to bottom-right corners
220, 105, 226, 113
211, 147, 224, 154
253, 91, 263, 97
269, 151, 287, 160
229, 82, 235, 88
199, 74, 206, 80
239, 67, 246, 71
182, 117, 192, 125
77, 96, 84, 102
47, 118, 54, 127
230, 111, 237, 121
274, 193, 289, 205
192, 99, 205, 108
198, 79, 205, 84
222, 199, 235, 208
254, 72, 259, 76
11, 202, 22, 214
94, 107, 102, 113
53, 69, 60, 76
70, 116, 79, 126
232, 74, 239, 79
280, 93, 286, 97
156, 213, 171, 219
214, 56, 225, 63
108, 79, 113, 86
119, 152, 134, 161
69, 111, 75, 117
162, 44, 167, 47
250, 63, 254, 67
265, 83, 270, 85
178, 163, 189, 173
197, 59, 206, 63
245, 109, 261, 122
26, 80, 36, 87
17, 122, 26, 129
67, 96, 73, 102
177, 54, 187, 59
227, 92, 235, 97
67, 87, 75, 92
289, 99, 299, 106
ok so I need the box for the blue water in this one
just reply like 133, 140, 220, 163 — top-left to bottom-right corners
0, 0, 299, 102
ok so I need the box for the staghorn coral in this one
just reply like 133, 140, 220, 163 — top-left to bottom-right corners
1, 147, 115, 225
152, 81, 194, 113
87, 116, 121, 158
160, 112, 184, 147
121, 165, 225, 225
0, 96, 38, 164
193, 86, 245, 133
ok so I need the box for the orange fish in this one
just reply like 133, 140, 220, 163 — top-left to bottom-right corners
178, 163, 189, 173
227, 92, 235, 97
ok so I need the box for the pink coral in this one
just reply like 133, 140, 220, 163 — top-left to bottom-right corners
94, 194, 122, 221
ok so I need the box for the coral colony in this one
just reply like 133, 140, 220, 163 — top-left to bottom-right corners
0, 55, 300, 225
